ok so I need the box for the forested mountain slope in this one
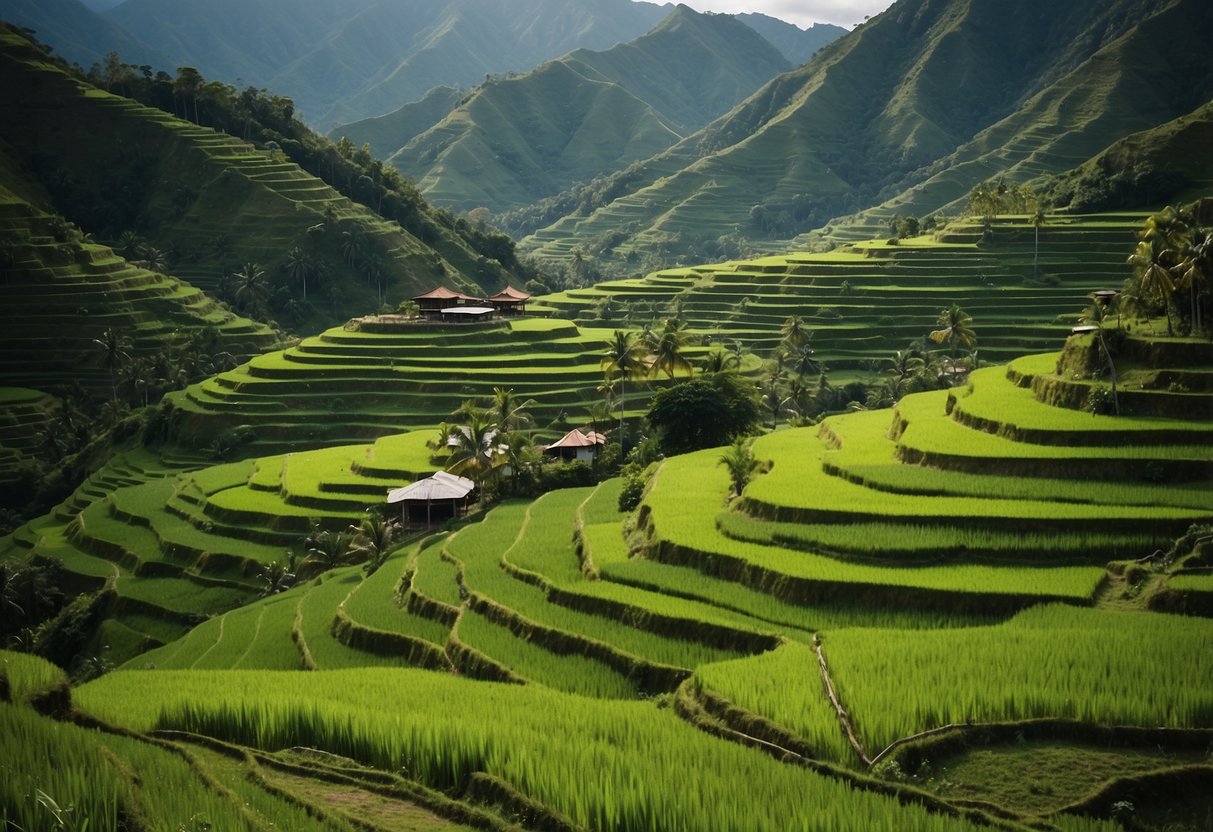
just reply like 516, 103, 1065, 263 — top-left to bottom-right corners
0, 27, 531, 333
0, 0, 165, 69
366, 7, 794, 213
103, 0, 674, 127
523, 0, 1213, 268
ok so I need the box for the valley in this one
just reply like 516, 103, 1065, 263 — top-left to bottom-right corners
1, 0, 1212, 830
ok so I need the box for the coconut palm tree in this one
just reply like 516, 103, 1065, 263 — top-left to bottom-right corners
444, 407, 499, 486
649, 318, 693, 380
1127, 238, 1178, 335
489, 387, 536, 434
929, 304, 976, 362
780, 315, 810, 349
600, 330, 646, 441
92, 327, 132, 402
350, 513, 398, 576
304, 529, 354, 573
1174, 229, 1212, 335
700, 347, 739, 374
1030, 206, 1046, 278
258, 559, 296, 596
232, 262, 269, 316
718, 438, 759, 499
1080, 299, 1119, 414
284, 246, 314, 301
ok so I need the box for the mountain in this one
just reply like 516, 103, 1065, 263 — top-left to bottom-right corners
522, 0, 1213, 268
733, 13, 847, 65
1036, 98, 1213, 213
103, 0, 673, 128
0, 0, 166, 69
348, 6, 793, 213
330, 85, 467, 164
0, 25, 529, 334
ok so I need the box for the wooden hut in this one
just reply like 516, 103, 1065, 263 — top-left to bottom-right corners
487, 286, 531, 316
543, 429, 607, 463
387, 471, 475, 526
412, 286, 478, 317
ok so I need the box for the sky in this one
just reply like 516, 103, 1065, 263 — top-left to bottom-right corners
672, 0, 894, 29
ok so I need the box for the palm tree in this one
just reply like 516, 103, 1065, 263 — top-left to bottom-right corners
928, 304, 977, 362
649, 319, 693, 380
718, 439, 759, 499
700, 347, 739, 374
489, 387, 536, 434
284, 246, 314, 301
341, 229, 366, 267
787, 340, 820, 382
1175, 230, 1212, 335
350, 513, 398, 576
1127, 238, 1177, 335
599, 330, 646, 441
1030, 206, 1046, 278
494, 431, 540, 495
258, 559, 296, 596
304, 529, 354, 573
1080, 299, 1119, 415
887, 349, 925, 401
760, 378, 793, 429
444, 407, 499, 486
780, 315, 811, 349
92, 327, 132, 402
232, 262, 269, 316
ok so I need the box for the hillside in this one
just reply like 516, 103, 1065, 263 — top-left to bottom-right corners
4, 301, 1212, 829
368, 7, 794, 213
101, 0, 674, 128
1037, 98, 1213, 213
0, 0, 166, 69
0, 27, 531, 333
522, 0, 1213, 269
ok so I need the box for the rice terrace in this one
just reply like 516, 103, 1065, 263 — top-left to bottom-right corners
1, 0, 1212, 829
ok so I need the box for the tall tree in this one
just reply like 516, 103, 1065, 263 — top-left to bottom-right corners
174, 66, 203, 123
1127, 238, 1177, 335
92, 327, 132, 402
599, 330, 647, 442
928, 304, 977, 363
489, 387, 536, 434
649, 319, 693, 380
232, 262, 269, 316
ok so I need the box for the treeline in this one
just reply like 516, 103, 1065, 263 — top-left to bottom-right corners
83, 55, 527, 279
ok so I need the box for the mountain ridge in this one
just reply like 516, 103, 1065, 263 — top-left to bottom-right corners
361, 6, 796, 213
520, 0, 1213, 267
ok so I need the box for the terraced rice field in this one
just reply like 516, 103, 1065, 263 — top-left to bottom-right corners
534, 214, 1147, 375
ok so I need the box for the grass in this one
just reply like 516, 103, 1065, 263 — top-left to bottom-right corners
920, 740, 1212, 816
694, 641, 855, 763
455, 608, 638, 698
824, 604, 1213, 754
644, 449, 1107, 600
77, 668, 978, 832
0, 650, 65, 704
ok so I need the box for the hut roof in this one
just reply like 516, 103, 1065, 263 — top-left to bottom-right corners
440, 306, 496, 316
413, 285, 478, 302
488, 286, 531, 302
387, 471, 475, 504
544, 429, 607, 451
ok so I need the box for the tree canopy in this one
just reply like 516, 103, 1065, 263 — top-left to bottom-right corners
646, 373, 760, 455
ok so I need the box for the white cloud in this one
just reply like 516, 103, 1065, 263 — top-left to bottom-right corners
669, 0, 893, 29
